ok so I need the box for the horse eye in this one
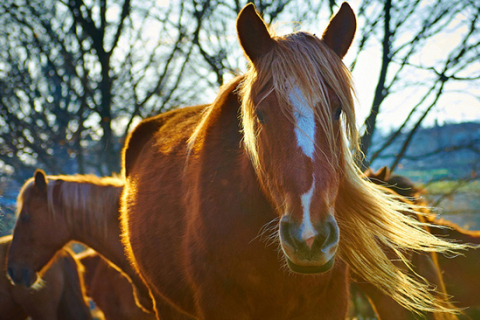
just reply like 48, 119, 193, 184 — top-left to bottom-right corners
334, 107, 342, 120
256, 110, 265, 124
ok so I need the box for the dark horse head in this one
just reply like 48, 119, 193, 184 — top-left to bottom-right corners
7, 170, 70, 287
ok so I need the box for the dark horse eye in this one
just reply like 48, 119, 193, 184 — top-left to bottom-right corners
334, 107, 342, 120
256, 110, 265, 124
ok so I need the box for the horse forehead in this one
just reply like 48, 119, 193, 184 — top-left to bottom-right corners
288, 85, 317, 160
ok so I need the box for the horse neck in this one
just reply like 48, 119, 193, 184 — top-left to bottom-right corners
0, 236, 12, 266
71, 212, 128, 271
189, 80, 258, 191
56, 181, 127, 269
72, 217, 125, 265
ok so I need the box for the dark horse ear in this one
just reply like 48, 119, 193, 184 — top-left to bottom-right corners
321, 2, 356, 58
364, 167, 373, 177
376, 166, 390, 182
34, 169, 48, 193
236, 3, 274, 63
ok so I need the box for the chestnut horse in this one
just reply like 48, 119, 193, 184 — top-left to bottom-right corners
1, 235, 92, 320
121, 3, 466, 319
357, 167, 459, 320
429, 218, 480, 319
6, 170, 154, 313
77, 249, 155, 320
366, 167, 480, 319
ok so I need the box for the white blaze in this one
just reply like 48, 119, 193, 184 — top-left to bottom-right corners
300, 179, 316, 240
289, 86, 316, 159
289, 85, 317, 239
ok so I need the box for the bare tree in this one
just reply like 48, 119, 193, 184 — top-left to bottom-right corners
0, 0, 194, 178
351, 0, 480, 171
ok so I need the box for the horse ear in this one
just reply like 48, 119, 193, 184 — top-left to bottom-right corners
34, 169, 48, 192
321, 2, 356, 58
364, 168, 373, 177
236, 3, 274, 63
376, 166, 390, 182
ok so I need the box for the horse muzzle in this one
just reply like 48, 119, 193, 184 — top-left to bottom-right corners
279, 214, 339, 274
7, 265, 38, 287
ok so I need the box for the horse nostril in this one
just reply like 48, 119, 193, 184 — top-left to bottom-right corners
305, 236, 315, 249
281, 218, 312, 250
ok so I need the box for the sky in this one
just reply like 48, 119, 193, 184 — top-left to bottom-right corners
348, 13, 480, 132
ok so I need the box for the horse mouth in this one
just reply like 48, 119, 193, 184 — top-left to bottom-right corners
286, 257, 335, 274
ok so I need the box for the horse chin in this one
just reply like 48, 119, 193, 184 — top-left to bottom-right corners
286, 257, 335, 274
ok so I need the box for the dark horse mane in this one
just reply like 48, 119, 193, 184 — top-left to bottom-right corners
364, 166, 426, 202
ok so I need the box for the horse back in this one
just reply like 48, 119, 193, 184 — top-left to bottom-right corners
122, 105, 208, 178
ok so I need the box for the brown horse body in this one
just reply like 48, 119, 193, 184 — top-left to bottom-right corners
426, 219, 480, 318
6, 171, 153, 313
78, 249, 155, 320
120, 5, 357, 318
1, 235, 92, 320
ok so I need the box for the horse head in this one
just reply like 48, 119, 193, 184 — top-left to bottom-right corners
237, 3, 356, 274
7, 169, 70, 287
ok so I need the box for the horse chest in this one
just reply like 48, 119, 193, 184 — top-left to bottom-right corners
187, 244, 349, 319
252, 274, 348, 317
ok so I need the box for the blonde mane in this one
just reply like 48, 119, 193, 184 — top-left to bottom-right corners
18, 174, 124, 238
